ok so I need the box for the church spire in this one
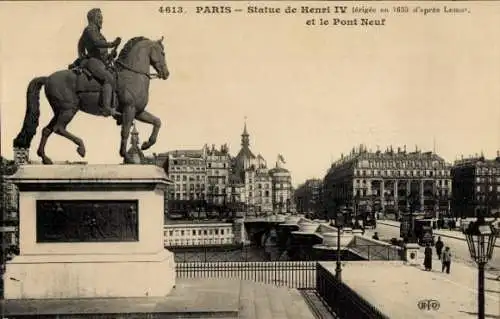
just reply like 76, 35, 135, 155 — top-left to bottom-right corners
241, 117, 250, 148
124, 123, 144, 164
131, 123, 139, 148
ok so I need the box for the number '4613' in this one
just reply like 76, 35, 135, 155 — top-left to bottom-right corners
159, 6, 184, 14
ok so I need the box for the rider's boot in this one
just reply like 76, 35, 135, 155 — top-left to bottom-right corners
101, 83, 120, 118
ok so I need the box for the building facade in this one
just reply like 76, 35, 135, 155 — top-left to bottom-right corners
269, 159, 293, 214
231, 123, 275, 215
205, 144, 231, 208
293, 178, 324, 217
451, 153, 500, 218
163, 222, 235, 247
159, 149, 207, 216
149, 122, 291, 217
324, 145, 452, 218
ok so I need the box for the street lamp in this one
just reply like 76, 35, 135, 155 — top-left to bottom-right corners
335, 209, 345, 281
463, 217, 497, 319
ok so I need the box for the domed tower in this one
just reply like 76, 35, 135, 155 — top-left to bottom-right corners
269, 154, 292, 214
233, 120, 257, 179
124, 124, 145, 164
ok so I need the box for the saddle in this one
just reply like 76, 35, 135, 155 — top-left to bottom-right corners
68, 58, 121, 123
68, 58, 117, 93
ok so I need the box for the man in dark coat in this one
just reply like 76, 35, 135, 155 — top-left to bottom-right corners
435, 236, 444, 260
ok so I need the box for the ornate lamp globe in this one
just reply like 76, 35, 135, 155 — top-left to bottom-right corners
464, 218, 497, 264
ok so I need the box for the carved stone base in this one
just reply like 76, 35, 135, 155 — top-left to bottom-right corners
4, 250, 175, 299
4, 164, 175, 300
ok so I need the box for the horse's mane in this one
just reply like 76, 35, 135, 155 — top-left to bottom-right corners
117, 37, 150, 61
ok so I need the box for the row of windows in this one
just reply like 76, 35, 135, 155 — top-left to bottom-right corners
475, 167, 500, 175
172, 193, 205, 200
273, 183, 290, 189
170, 162, 229, 170
165, 238, 233, 246
248, 191, 271, 197
247, 183, 270, 190
171, 174, 206, 182
476, 185, 500, 192
354, 179, 450, 186
355, 169, 450, 178
354, 189, 450, 197
174, 183, 205, 190
475, 194, 500, 201
165, 228, 232, 237
360, 160, 444, 170
170, 165, 206, 172
207, 163, 228, 169
475, 177, 500, 183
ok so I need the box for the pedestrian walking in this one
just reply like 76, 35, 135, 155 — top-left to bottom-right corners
441, 246, 451, 274
435, 236, 444, 260
424, 243, 433, 271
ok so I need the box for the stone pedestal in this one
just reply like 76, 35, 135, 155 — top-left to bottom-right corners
4, 164, 175, 299
404, 243, 420, 265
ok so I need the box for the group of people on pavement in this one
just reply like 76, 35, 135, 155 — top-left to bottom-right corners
424, 236, 451, 274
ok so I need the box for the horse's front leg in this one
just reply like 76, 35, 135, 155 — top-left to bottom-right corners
135, 110, 162, 150
119, 106, 135, 159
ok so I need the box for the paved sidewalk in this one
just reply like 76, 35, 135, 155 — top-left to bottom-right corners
320, 260, 500, 318
415, 251, 500, 298
378, 220, 500, 248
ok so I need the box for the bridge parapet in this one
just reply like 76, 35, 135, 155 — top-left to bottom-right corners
348, 235, 403, 260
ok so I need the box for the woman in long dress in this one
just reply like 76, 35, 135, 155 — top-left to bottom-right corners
424, 243, 433, 271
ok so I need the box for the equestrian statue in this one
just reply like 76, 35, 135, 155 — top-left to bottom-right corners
12, 8, 170, 164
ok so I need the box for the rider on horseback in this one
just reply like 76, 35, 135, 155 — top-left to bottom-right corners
77, 8, 121, 118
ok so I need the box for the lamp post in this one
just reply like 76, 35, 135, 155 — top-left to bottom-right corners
335, 209, 345, 281
407, 189, 419, 243
463, 216, 497, 319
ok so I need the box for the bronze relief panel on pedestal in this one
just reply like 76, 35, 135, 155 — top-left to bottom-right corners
36, 200, 139, 242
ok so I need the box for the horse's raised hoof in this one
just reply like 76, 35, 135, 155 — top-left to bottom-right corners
77, 145, 86, 158
141, 141, 153, 150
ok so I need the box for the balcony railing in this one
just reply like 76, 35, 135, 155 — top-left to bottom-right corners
176, 261, 316, 289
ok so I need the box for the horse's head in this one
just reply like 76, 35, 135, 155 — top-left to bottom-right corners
149, 37, 169, 80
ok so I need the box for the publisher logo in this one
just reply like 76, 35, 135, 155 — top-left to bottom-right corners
417, 299, 440, 311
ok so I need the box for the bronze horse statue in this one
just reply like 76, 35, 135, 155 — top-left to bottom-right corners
13, 36, 169, 164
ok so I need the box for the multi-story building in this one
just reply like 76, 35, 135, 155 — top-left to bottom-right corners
324, 145, 452, 218
149, 121, 290, 217
293, 178, 323, 217
232, 123, 273, 215
451, 152, 500, 218
160, 149, 207, 215
205, 144, 231, 208
269, 156, 293, 214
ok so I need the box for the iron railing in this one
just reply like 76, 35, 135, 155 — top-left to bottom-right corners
176, 261, 317, 288
347, 245, 403, 260
168, 244, 277, 262
316, 263, 389, 319
168, 243, 403, 263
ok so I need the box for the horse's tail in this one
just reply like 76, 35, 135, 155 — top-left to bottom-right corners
13, 76, 48, 149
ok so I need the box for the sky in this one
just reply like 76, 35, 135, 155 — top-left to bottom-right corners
1, 1, 499, 187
